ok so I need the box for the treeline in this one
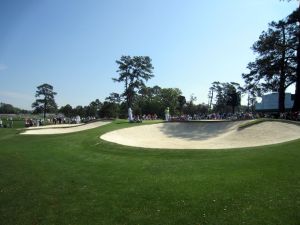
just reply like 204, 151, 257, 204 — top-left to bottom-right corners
58, 87, 209, 119
27, 55, 248, 119
208, 82, 243, 114
207, 3, 300, 114
0, 103, 31, 114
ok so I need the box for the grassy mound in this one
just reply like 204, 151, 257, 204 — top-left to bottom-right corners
238, 118, 300, 130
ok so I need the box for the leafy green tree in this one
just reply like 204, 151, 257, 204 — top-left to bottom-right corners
32, 83, 57, 120
242, 19, 297, 112
209, 82, 227, 113
74, 105, 85, 117
177, 95, 186, 114
208, 81, 220, 111
160, 88, 182, 115
0, 103, 21, 114
99, 101, 120, 118
134, 85, 163, 117
183, 95, 209, 116
98, 94, 121, 118
59, 104, 73, 117
279, 1, 300, 110
282, 0, 300, 111
105, 93, 121, 104
225, 83, 241, 114
151, 85, 162, 96
211, 82, 242, 113
133, 86, 183, 117
242, 80, 262, 112
87, 99, 102, 117
289, 7, 300, 111
113, 56, 154, 108
183, 95, 197, 115
196, 103, 209, 114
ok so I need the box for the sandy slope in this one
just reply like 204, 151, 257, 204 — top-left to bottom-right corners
100, 121, 300, 149
21, 121, 110, 135
25, 123, 83, 129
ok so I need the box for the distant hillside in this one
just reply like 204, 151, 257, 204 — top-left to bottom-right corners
0, 102, 31, 114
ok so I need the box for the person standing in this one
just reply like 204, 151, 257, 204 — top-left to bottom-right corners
165, 107, 170, 121
9, 117, 13, 128
128, 107, 133, 122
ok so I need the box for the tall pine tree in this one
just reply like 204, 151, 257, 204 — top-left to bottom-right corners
242, 19, 297, 112
32, 83, 57, 120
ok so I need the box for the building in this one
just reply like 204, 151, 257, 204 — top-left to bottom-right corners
255, 92, 294, 112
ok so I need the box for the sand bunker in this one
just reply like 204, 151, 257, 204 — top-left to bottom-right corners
21, 121, 110, 135
100, 121, 300, 149
25, 123, 84, 129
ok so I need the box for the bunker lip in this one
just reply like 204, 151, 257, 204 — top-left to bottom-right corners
25, 123, 84, 130
21, 121, 111, 135
100, 120, 300, 149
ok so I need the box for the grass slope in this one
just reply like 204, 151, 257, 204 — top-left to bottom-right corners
238, 118, 300, 130
0, 120, 300, 225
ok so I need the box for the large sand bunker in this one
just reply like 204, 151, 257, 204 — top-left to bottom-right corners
100, 121, 300, 149
21, 121, 110, 135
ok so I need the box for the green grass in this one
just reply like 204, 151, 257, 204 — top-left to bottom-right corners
1, 120, 300, 225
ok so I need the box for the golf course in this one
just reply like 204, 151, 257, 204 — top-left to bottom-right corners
2, 0, 300, 224
1, 120, 300, 225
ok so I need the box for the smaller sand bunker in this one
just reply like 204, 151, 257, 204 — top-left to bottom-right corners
100, 121, 300, 149
25, 123, 83, 129
21, 121, 110, 135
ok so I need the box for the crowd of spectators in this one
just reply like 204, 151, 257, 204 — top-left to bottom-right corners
0, 117, 13, 128
142, 114, 158, 120
168, 111, 300, 122
128, 111, 300, 123
2, 111, 300, 129
169, 112, 255, 121
129, 114, 159, 123
24, 116, 98, 127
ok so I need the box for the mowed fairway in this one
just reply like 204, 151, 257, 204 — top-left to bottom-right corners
1, 120, 300, 225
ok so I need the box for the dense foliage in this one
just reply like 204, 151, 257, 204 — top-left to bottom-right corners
0, 103, 30, 114
208, 82, 242, 113
32, 83, 58, 119
287, 2, 300, 110
113, 56, 154, 108
242, 18, 297, 112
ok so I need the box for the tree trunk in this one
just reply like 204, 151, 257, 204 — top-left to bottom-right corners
278, 85, 285, 113
125, 77, 129, 108
279, 23, 286, 113
247, 94, 250, 112
294, 34, 300, 111
209, 89, 214, 110
293, 4, 300, 111
43, 102, 47, 121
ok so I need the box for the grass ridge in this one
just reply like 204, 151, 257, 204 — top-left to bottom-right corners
238, 118, 300, 130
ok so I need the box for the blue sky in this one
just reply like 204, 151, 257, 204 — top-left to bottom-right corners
0, 0, 298, 109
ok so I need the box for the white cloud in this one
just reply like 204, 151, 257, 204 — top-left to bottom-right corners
0, 64, 8, 71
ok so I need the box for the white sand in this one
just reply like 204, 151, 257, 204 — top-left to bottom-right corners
25, 123, 83, 129
21, 121, 110, 135
100, 121, 300, 149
